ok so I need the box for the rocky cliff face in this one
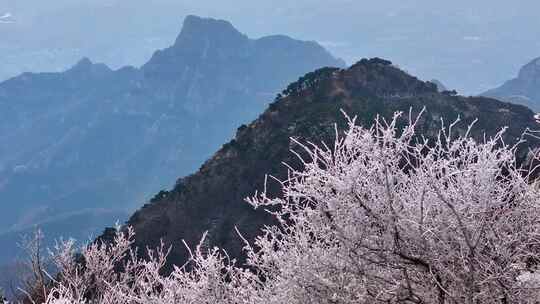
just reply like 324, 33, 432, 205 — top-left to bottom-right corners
483, 57, 540, 110
0, 15, 344, 262
125, 58, 540, 270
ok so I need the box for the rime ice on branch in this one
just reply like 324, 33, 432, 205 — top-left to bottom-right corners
41, 112, 540, 304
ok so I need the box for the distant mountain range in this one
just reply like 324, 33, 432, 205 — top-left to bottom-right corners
118, 58, 540, 271
4, 1, 540, 94
482, 57, 540, 111
0, 15, 344, 264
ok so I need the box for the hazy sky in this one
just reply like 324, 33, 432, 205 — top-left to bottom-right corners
1, 0, 540, 94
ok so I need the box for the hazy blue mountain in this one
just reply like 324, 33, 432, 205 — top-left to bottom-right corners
430, 79, 448, 92
2, 1, 540, 94
0, 15, 344, 264
482, 57, 540, 111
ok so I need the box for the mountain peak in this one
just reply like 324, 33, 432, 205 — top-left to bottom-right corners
347, 58, 437, 96
277, 58, 437, 103
173, 15, 247, 47
182, 15, 235, 30
482, 57, 540, 110
66, 57, 111, 75
72, 57, 93, 69
518, 57, 540, 80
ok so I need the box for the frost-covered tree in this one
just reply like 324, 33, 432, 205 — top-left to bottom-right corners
39, 228, 259, 304
245, 112, 540, 303
38, 111, 540, 304
17, 229, 52, 304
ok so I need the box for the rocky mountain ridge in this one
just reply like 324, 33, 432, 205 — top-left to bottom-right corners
483, 57, 540, 110
122, 58, 540, 270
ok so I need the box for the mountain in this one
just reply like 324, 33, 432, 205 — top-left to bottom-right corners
120, 58, 540, 271
4, 1, 540, 95
482, 57, 540, 110
0, 15, 344, 263
430, 79, 448, 92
